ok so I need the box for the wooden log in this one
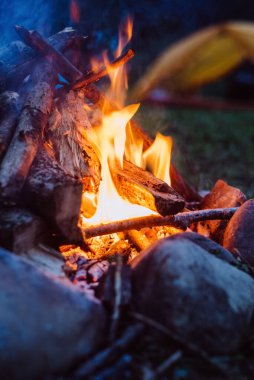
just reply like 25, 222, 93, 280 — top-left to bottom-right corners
23, 147, 83, 242
0, 27, 83, 91
46, 90, 101, 192
0, 207, 44, 253
15, 25, 82, 84
82, 208, 238, 239
111, 159, 185, 216
0, 59, 56, 200
0, 91, 19, 160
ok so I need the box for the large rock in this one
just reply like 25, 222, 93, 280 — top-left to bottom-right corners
170, 231, 237, 264
132, 238, 254, 354
223, 199, 254, 267
0, 247, 108, 380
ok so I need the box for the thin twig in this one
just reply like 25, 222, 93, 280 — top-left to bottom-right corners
82, 208, 238, 239
109, 256, 123, 342
71, 48, 135, 90
146, 350, 182, 380
71, 323, 144, 379
131, 312, 228, 376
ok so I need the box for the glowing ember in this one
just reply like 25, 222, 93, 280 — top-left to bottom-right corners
81, 17, 173, 226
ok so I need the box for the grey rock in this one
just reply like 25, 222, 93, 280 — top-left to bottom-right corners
170, 231, 237, 264
132, 238, 254, 354
0, 247, 108, 380
223, 199, 254, 267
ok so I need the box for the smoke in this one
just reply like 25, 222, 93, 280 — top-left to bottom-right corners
0, 0, 54, 44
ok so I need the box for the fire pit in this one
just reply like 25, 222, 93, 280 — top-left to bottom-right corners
0, 17, 254, 380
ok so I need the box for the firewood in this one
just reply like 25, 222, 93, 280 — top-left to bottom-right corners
0, 27, 83, 91
15, 25, 82, 84
0, 91, 19, 160
23, 146, 83, 242
111, 159, 185, 216
0, 60, 56, 200
82, 208, 238, 239
46, 90, 101, 191
0, 207, 44, 253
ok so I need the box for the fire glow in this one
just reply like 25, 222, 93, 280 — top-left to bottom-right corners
81, 18, 173, 226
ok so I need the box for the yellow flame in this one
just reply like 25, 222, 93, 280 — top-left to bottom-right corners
81, 17, 173, 226
143, 133, 173, 185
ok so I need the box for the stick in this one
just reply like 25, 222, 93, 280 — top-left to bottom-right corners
71, 48, 135, 90
146, 350, 182, 380
109, 256, 123, 342
72, 323, 144, 378
82, 208, 238, 239
131, 312, 227, 375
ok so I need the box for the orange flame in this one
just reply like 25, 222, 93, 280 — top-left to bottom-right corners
81, 18, 173, 226
70, 0, 80, 24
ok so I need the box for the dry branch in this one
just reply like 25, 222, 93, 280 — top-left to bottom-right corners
82, 208, 238, 239
0, 59, 56, 199
72, 324, 144, 378
71, 48, 135, 90
111, 159, 185, 216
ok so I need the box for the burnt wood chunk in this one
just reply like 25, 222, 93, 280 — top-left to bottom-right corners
198, 179, 246, 243
0, 91, 19, 160
0, 60, 56, 199
23, 147, 83, 242
0, 208, 44, 253
47, 90, 101, 192
111, 159, 185, 216
223, 199, 254, 267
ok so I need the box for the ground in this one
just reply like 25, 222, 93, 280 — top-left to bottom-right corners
137, 106, 254, 198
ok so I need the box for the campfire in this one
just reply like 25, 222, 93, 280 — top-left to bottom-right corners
0, 17, 254, 380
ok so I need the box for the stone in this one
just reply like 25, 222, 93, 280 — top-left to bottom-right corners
223, 199, 254, 267
170, 231, 237, 264
132, 238, 254, 354
0, 247, 108, 380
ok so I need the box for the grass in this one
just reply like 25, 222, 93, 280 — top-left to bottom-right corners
136, 106, 254, 197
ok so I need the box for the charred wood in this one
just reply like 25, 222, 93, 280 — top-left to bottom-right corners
46, 90, 101, 191
0, 60, 56, 200
23, 147, 83, 242
0, 91, 19, 160
111, 159, 185, 216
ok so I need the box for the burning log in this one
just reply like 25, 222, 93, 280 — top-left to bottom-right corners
0, 59, 56, 200
111, 159, 185, 216
82, 207, 238, 239
23, 147, 83, 242
0, 27, 83, 91
0, 91, 19, 160
47, 90, 101, 191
